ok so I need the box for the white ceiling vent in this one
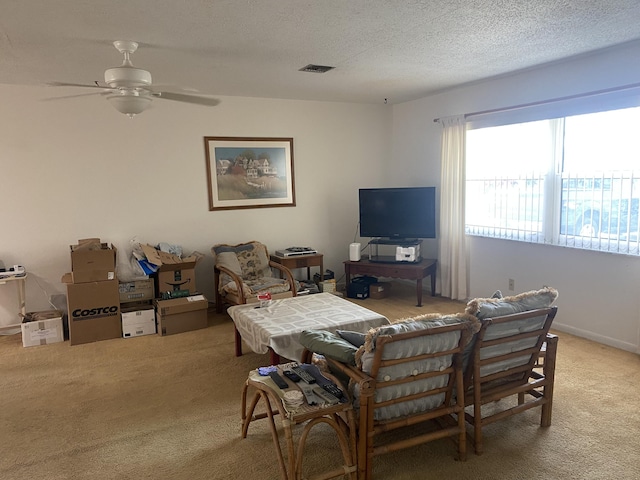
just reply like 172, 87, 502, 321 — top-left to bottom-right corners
299, 64, 335, 73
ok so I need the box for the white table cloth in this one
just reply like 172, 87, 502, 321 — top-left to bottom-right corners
227, 293, 389, 362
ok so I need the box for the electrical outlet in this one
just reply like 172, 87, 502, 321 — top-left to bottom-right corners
508, 278, 515, 291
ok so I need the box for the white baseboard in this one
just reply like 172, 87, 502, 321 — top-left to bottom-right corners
552, 321, 639, 354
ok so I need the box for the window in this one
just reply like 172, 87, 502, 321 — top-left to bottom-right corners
466, 106, 640, 255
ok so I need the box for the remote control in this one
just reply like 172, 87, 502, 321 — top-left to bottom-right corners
322, 383, 344, 399
298, 383, 318, 405
269, 371, 289, 390
312, 385, 340, 405
283, 370, 301, 382
291, 366, 316, 384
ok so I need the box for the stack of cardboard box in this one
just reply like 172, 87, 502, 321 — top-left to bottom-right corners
60, 239, 209, 344
119, 278, 156, 338
61, 239, 121, 346
140, 245, 208, 336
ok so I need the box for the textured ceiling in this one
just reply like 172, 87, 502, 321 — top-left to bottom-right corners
2, 0, 640, 105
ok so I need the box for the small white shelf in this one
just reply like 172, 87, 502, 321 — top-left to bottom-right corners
0, 274, 27, 332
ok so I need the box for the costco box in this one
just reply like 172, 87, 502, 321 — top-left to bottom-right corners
155, 295, 208, 336
119, 279, 155, 303
21, 316, 64, 347
65, 278, 121, 345
70, 239, 117, 283
369, 282, 391, 299
121, 306, 156, 338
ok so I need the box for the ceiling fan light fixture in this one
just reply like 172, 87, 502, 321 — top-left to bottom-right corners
47, 40, 219, 118
106, 92, 152, 118
104, 66, 152, 88
105, 41, 151, 88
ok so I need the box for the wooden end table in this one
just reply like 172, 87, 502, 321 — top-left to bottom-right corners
241, 367, 357, 480
344, 258, 437, 307
270, 253, 324, 281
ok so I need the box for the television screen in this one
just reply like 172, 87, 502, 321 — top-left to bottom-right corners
359, 187, 436, 239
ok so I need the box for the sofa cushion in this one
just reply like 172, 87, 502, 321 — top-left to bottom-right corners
465, 287, 558, 378
357, 312, 480, 377
215, 251, 243, 280
365, 379, 449, 421
299, 329, 359, 365
465, 286, 558, 320
350, 313, 479, 422
336, 330, 366, 347
221, 277, 293, 298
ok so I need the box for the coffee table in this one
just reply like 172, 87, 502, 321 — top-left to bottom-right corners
227, 293, 389, 363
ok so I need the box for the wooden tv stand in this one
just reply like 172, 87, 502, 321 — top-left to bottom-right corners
344, 258, 437, 307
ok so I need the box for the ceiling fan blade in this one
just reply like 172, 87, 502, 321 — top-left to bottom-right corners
47, 81, 112, 90
155, 91, 219, 106
42, 91, 108, 101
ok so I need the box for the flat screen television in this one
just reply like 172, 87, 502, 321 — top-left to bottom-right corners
359, 187, 436, 239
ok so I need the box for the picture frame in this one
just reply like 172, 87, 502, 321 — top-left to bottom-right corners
204, 136, 296, 211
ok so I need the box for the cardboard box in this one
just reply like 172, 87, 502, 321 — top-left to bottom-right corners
347, 276, 377, 299
66, 279, 122, 345
121, 306, 156, 338
155, 295, 208, 336
141, 244, 187, 266
69, 240, 117, 283
119, 279, 155, 303
21, 316, 64, 347
369, 282, 391, 299
141, 244, 202, 296
154, 261, 198, 297
320, 279, 337, 293
347, 282, 369, 299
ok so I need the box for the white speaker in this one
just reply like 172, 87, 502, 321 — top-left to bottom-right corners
349, 243, 361, 261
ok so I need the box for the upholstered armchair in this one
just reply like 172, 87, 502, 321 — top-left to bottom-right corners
462, 287, 559, 455
211, 241, 298, 313
302, 314, 478, 480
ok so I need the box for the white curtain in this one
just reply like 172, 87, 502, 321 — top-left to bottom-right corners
438, 116, 469, 300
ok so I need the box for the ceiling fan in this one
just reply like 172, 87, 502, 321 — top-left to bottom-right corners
47, 40, 219, 117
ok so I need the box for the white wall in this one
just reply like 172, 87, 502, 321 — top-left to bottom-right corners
4, 41, 640, 354
0, 87, 391, 326
391, 41, 640, 353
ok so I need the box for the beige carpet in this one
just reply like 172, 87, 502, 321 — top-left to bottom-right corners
1, 283, 639, 480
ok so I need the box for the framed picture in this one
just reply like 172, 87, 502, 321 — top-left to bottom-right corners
204, 136, 296, 211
